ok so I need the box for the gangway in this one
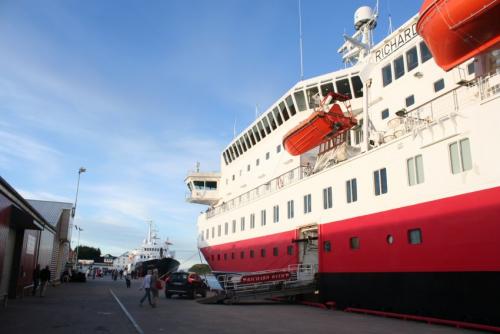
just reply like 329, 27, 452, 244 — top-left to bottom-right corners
197, 264, 318, 304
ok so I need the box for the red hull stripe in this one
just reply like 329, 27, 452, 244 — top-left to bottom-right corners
201, 186, 500, 273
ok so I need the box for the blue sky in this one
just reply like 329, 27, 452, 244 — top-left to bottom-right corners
0, 0, 421, 267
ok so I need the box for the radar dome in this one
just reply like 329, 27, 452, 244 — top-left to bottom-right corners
354, 6, 374, 30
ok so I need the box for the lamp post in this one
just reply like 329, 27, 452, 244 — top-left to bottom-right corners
75, 226, 83, 268
72, 167, 86, 218
72, 167, 86, 269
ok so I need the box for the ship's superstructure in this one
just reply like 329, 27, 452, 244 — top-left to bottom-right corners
186, 2, 500, 327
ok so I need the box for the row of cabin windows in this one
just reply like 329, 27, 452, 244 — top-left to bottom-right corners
202, 138, 472, 241
382, 41, 432, 87
380, 77, 445, 121
210, 245, 294, 262
322, 228, 423, 252
226, 145, 281, 185
222, 76, 364, 165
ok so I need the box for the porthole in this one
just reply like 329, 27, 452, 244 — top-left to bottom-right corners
386, 234, 394, 245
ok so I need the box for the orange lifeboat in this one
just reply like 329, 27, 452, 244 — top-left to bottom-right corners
283, 92, 357, 156
417, 0, 500, 71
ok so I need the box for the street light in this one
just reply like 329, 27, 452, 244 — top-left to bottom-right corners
72, 167, 86, 269
75, 226, 83, 268
72, 167, 86, 218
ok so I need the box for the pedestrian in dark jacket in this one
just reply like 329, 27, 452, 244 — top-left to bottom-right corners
39, 266, 51, 297
32, 264, 40, 296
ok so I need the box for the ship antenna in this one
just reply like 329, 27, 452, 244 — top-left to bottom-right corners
388, 14, 393, 34
298, 0, 304, 81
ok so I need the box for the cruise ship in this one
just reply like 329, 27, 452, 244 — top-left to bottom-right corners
186, 0, 500, 327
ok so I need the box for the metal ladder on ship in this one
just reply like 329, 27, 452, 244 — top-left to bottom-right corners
197, 264, 318, 304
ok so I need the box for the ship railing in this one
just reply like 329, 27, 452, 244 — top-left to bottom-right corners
216, 263, 318, 294
206, 165, 312, 219
385, 71, 499, 140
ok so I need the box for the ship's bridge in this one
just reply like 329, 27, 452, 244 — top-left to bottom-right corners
185, 170, 221, 206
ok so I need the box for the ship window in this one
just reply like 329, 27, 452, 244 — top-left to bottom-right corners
303, 193, 312, 214
239, 138, 247, 152
228, 147, 235, 160
232, 174, 235, 181
240, 217, 245, 231
294, 90, 307, 111
231, 252, 235, 260
279, 102, 290, 121
217, 225, 221, 237
386, 234, 394, 244
434, 78, 445, 92
211, 227, 215, 238
407, 155, 425, 186
336, 78, 352, 98
232, 220, 236, 233
382, 64, 392, 86
374, 168, 388, 196
449, 138, 472, 174
273, 107, 283, 126
236, 141, 244, 154
323, 186, 333, 209
306, 86, 320, 109
206, 229, 209, 240
240, 251, 245, 259
250, 250, 255, 258
262, 117, 272, 134
381, 109, 389, 120
261, 248, 266, 257
408, 228, 422, 244
273, 247, 278, 256
323, 241, 331, 252
224, 150, 231, 163
267, 112, 278, 130
224, 253, 227, 260
232, 144, 240, 157
244, 133, 252, 148
247, 164, 250, 172
250, 213, 255, 229
320, 82, 335, 99
419, 41, 432, 63
394, 55, 405, 79
224, 222, 228, 235
222, 152, 228, 165
248, 130, 256, 145
406, 46, 418, 72
252, 126, 261, 142
256, 158, 260, 166
351, 76, 363, 98
285, 95, 297, 116
405, 94, 415, 107
346, 178, 358, 203
261, 209, 266, 226
276, 145, 281, 153
467, 62, 475, 75
217, 254, 220, 261
287, 200, 294, 219
273, 205, 279, 223
266, 152, 270, 160
287, 245, 293, 255
350, 237, 360, 249
206, 181, 217, 190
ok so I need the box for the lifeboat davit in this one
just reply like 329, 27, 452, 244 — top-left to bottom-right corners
283, 93, 357, 156
417, 0, 500, 71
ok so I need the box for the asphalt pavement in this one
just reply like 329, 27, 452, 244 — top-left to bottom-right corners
0, 276, 484, 334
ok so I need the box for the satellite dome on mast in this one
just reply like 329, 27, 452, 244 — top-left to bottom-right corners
354, 6, 377, 30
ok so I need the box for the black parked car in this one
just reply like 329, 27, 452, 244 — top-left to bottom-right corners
164, 272, 208, 299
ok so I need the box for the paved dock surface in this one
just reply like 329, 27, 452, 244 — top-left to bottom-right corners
0, 277, 484, 334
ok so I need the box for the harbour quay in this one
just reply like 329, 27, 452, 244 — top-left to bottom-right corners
0, 277, 483, 334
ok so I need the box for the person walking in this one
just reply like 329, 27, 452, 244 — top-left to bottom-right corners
32, 264, 40, 296
39, 265, 51, 297
139, 269, 153, 307
124, 269, 131, 288
150, 269, 160, 307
